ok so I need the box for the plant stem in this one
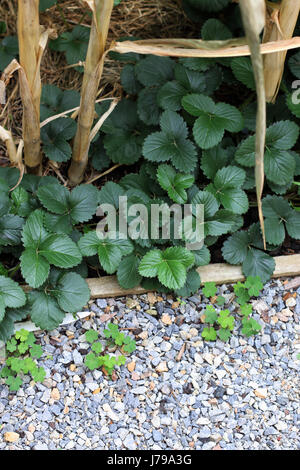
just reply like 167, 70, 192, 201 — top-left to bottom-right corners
8, 263, 21, 279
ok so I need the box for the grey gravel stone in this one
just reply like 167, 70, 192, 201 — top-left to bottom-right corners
96, 299, 107, 309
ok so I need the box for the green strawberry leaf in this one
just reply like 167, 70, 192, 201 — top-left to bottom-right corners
135, 55, 174, 87
31, 366, 46, 383
243, 249, 275, 284
39, 0, 57, 12
157, 164, 194, 204
244, 275, 263, 297
30, 344, 43, 359
40, 84, 80, 121
240, 303, 253, 317
202, 282, 217, 298
236, 121, 299, 185
103, 100, 144, 165
208, 166, 248, 215
41, 118, 77, 162
204, 305, 218, 324
49, 25, 89, 70
200, 145, 230, 180
20, 247, 50, 288
202, 326, 217, 341
218, 328, 232, 342
91, 342, 103, 354
52, 272, 90, 313
21, 209, 49, 248
79, 231, 134, 274
0, 276, 26, 313
0, 306, 29, 342
39, 233, 82, 268
139, 247, 194, 290
217, 309, 235, 330
182, 93, 243, 149
231, 57, 255, 90
6, 375, 23, 392
193, 245, 211, 267
202, 18, 232, 40
0, 36, 18, 71
137, 87, 160, 125
117, 254, 142, 289
29, 291, 65, 330
175, 269, 201, 297
85, 329, 99, 343
0, 215, 24, 247
143, 110, 197, 172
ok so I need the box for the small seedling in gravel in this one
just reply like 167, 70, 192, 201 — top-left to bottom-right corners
176, 297, 186, 306
241, 318, 262, 337
234, 276, 263, 305
202, 327, 217, 341
0, 329, 46, 392
84, 324, 136, 376
201, 275, 264, 343
234, 282, 250, 305
202, 306, 235, 342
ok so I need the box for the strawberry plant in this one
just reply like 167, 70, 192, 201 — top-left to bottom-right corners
202, 306, 235, 342
201, 276, 263, 342
234, 276, 263, 305
0, 328, 46, 392
0, 174, 91, 341
84, 325, 135, 376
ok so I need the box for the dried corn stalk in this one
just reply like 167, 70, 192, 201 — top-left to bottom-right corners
68, 0, 114, 185
239, 0, 266, 249
17, 0, 48, 173
0, 61, 24, 176
263, 0, 300, 103
0, 125, 19, 166
111, 36, 300, 57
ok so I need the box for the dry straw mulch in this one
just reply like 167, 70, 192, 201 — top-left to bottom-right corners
0, 0, 197, 166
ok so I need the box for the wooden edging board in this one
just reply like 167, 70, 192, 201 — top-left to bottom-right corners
86, 254, 300, 298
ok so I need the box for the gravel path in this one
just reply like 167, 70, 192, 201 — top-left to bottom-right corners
0, 278, 299, 450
